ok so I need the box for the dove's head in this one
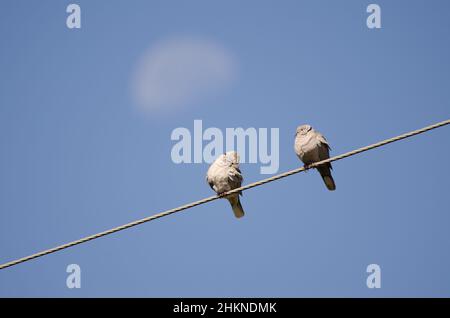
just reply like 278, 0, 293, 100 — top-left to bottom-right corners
296, 124, 312, 136
223, 151, 240, 165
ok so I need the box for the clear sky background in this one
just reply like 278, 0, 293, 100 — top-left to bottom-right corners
0, 0, 449, 297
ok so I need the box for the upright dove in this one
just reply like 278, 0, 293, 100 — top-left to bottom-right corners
206, 151, 245, 218
294, 124, 336, 191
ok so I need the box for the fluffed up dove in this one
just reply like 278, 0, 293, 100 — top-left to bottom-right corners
294, 124, 336, 191
206, 151, 245, 218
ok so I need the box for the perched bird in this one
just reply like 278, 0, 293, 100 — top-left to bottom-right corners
206, 151, 245, 218
294, 124, 336, 191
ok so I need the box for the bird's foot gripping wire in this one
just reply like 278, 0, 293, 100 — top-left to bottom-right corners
217, 191, 228, 198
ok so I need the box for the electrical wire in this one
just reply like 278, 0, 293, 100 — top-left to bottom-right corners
0, 119, 448, 270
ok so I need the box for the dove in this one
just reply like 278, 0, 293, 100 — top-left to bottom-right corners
294, 124, 336, 191
206, 151, 245, 218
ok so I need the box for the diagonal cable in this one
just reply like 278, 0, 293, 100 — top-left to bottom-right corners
0, 119, 448, 270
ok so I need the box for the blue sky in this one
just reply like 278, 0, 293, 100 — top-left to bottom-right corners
0, 0, 449, 297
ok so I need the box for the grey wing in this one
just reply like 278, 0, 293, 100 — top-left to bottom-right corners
235, 167, 243, 196
316, 134, 332, 169
235, 167, 243, 181
228, 167, 243, 195
228, 167, 242, 184
316, 133, 331, 150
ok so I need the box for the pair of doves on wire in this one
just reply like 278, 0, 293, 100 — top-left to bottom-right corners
206, 124, 335, 218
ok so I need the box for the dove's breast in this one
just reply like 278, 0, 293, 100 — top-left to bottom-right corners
207, 164, 234, 193
295, 134, 320, 164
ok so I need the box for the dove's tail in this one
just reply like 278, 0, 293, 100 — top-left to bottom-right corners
228, 195, 245, 218
318, 165, 336, 191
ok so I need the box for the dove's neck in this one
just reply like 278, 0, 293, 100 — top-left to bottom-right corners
297, 130, 314, 142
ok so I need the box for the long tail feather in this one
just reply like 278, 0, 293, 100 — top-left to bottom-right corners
318, 166, 336, 191
229, 196, 245, 218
